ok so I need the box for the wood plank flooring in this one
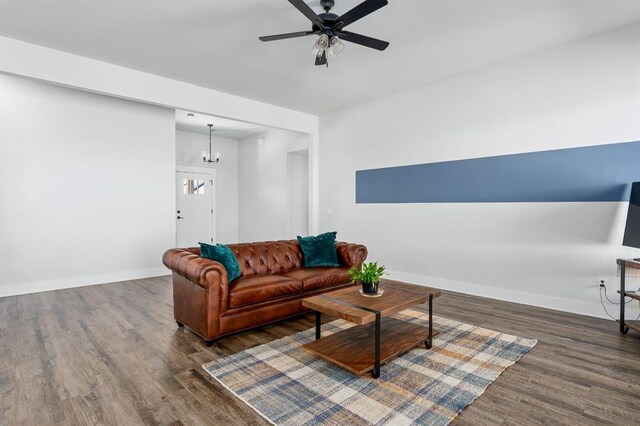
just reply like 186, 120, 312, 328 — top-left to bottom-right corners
1, 276, 639, 425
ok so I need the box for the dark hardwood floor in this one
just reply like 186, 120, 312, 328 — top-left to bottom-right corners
1, 276, 639, 425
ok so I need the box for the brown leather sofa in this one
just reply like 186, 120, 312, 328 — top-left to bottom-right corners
162, 240, 367, 345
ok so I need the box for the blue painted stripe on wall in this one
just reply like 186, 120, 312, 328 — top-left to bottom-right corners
356, 141, 640, 203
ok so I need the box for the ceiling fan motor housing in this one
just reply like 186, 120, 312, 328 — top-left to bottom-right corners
312, 13, 340, 33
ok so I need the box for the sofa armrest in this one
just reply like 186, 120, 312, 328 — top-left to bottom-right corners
163, 248, 230, 339
336, 242, 368, 269
162, 248, 229, 289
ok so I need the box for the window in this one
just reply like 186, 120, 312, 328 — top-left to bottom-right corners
183, 179, 205, 195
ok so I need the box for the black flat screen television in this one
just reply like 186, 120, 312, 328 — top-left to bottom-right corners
623, 181, 640, 252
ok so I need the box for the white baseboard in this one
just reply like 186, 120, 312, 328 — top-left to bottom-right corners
386, 269, 621, 320
0, 267, 633, 321
0, 267, 170, 298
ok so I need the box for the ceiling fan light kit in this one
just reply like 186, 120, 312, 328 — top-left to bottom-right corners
311, 34, 329, 57
259, 0, 389, 67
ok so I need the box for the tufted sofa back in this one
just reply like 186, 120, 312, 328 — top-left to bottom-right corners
227, 240, 303, 277
189, 240, 304, 278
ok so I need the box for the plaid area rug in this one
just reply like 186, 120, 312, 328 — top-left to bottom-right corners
203, 310, 536, 425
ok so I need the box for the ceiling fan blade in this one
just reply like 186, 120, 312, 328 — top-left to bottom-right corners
335, 0, 388, 29
315, 51, 327, 66
337, 31, 389, 51
287, 0, 324, 26
259, 31, 317, 42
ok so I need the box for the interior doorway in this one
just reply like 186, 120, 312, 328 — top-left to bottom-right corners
288, 149, 309, 237
176, 168, 216, 247
175, 109, 313, 244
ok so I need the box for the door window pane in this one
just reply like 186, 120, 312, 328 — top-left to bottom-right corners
183, 179, 205, 195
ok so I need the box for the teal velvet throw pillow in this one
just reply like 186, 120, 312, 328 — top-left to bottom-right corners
297, 232, 340, 267
199, 243, 241, 282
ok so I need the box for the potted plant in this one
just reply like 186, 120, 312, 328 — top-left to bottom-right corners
348, 261, 386, 295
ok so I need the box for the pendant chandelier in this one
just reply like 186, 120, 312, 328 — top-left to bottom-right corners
202, 124, 220, 164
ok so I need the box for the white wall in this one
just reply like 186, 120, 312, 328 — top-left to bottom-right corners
0, 74, 175, 297
0, 36, 321, 235
238, 130, 310, 242
319, 24, 640, 318
175, 129, 238, 243
288, 151, 309, 238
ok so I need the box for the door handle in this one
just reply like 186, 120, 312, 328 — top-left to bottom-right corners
177, 216, 184, 220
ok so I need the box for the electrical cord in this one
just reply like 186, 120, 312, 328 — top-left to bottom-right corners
599, 285, 640, 321
602, 285, 634, 305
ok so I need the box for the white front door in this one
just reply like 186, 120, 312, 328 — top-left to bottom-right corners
176, 171, 215, 247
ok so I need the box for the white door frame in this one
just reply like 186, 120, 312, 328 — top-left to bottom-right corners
176, 166, 217, 245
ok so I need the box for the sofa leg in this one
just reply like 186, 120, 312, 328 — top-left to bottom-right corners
205, 339, 215, 347
176, 320, 184, 328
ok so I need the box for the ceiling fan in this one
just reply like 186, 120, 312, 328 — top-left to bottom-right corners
259, 0, 389, 67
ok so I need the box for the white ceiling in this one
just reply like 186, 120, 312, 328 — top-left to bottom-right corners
175, 110, 267, 139
1, 0, 639, 115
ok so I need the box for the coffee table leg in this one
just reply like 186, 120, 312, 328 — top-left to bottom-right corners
425, 294, 433, 349
372, 312, 381, 379
315, 311, 321, 340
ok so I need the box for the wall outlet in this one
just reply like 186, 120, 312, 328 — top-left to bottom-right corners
381, 252, 388, 262
597, 278, 607, 290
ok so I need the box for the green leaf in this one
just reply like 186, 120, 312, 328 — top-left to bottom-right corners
353, 260, 386, 284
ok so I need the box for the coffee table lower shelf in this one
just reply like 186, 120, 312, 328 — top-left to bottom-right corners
302, 317, 439, 376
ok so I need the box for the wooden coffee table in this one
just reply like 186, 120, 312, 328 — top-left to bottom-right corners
302, 279, 441, 379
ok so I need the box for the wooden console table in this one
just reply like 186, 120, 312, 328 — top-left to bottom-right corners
617, 258, 640, 334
